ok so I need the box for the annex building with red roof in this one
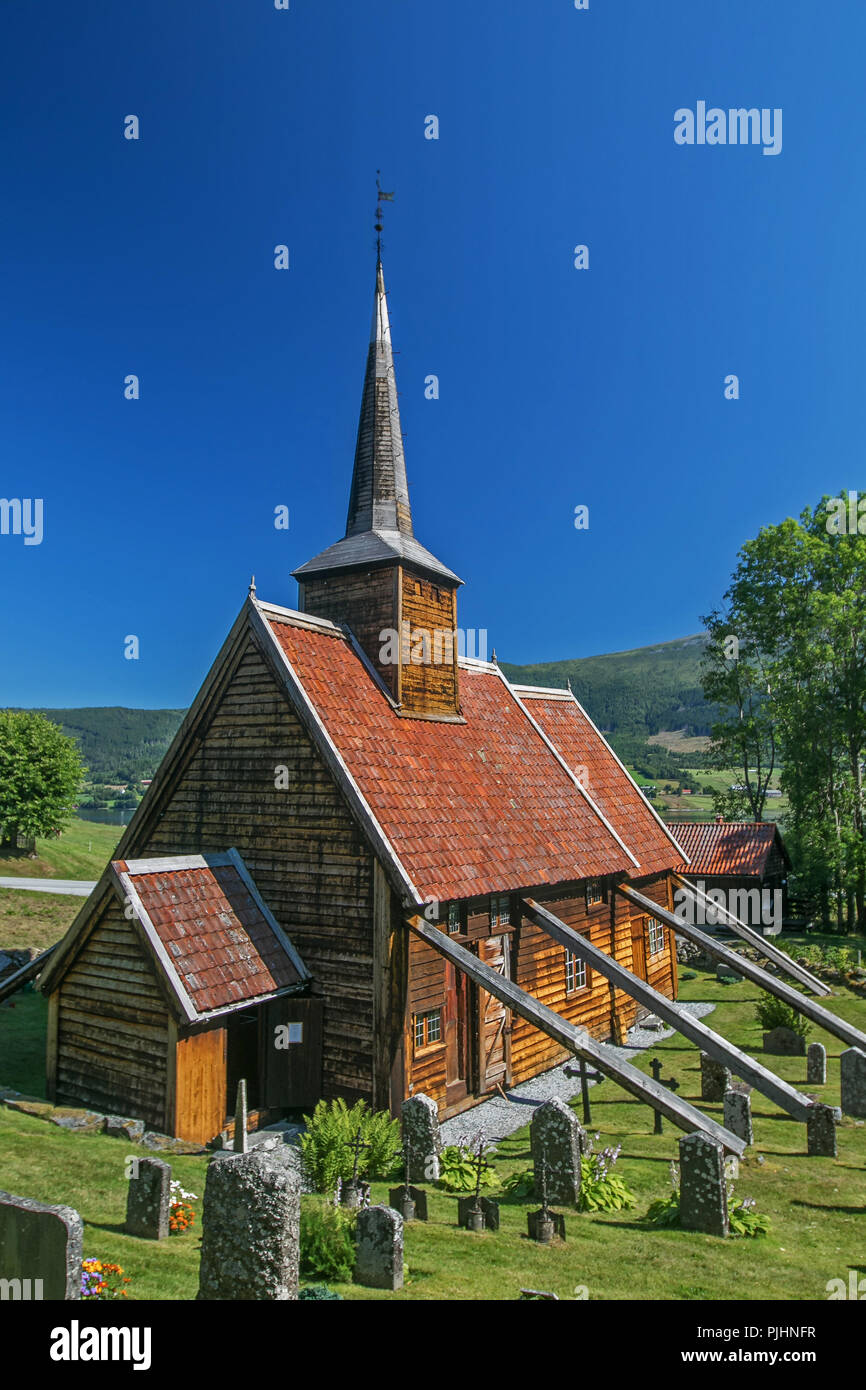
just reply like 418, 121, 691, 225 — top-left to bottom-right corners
665, 819, 791, 934
42, 257, 688, 1143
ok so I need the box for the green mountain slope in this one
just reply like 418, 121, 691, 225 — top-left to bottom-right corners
500, 633, 711, 737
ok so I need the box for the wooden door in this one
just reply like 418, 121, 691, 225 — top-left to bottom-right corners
174, 1028, 227, 1143
477, 935, 511, 1092
262, 997, 323, 1110
630, 918, 648, 981
444, 958, 469, 1107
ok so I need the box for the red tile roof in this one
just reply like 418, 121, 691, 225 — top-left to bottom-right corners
663, 821, 785, 877
113, 854, 307, 1016
521, 691, 684, 878
266, 618, 634, 901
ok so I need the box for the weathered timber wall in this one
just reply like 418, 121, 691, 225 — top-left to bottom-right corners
54, 898, 171, 1128
399, 569, 460, 716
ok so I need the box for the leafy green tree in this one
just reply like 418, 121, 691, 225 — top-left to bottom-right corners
700, 495, 866, 929
0, 711, 85, 849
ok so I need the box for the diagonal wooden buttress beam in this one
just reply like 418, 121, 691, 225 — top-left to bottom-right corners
617, 882, 866, 1054
523, 898, 813, 1123
671, 874, 829, 996
406, 915, 745, 1155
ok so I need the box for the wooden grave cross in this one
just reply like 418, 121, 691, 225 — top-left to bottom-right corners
649, 1056, 680, 1134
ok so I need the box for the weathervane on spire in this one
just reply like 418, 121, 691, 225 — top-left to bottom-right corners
375, 170, 395, 259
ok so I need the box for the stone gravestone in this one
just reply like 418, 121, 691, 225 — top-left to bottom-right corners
841, 1048, 866, 1117
401, 1093, 440, 1182
723, 1089, 753, 1146
354, 1205, 403, 1292
0, 1191, 83, 1300
198, 1147, 299, 1300
806, 1043, 827, 1086
125, 1157, 171, 1240
678, 1133, 729, 1237
807, 1103, 838, 1158
763, 1026, 806, 1057
530, 1097, 582, 1206
700, 1053, 731, 1103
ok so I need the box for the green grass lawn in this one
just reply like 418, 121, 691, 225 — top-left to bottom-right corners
0, 975, 863, 1301
0, 817, 121, 881
0, 818, 121, 954
0, 889, 82, 953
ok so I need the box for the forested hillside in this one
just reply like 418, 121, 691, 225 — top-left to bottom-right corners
32, 708, 185, 784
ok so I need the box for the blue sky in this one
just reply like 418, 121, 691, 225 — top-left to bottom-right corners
1, 1, 863, 707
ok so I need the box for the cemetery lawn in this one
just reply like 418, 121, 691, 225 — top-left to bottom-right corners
0, 975, 864, 1301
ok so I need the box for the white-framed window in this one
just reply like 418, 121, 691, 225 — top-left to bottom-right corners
586, 880, 604, 907
565, 950, 587, 994
490, 894, 511, 928
414, 1009, 442, 1050
647, 916, 665, 957
447, 902, 461, 935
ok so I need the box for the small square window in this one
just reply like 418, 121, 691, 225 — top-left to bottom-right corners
647, 917, 665, 957
413, 1009, 443, 1051
447, 903, 461, 935
586, 880, 604, 907
565, 950, 587, 994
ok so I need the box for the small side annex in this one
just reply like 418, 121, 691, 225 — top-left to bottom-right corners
42, 851, 314, 1143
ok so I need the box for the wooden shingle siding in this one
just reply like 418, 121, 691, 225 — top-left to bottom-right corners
399, 569, 460, 716
123, 635, 377, 1106
54, 899, 170, 1128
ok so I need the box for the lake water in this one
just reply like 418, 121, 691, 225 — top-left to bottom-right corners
75, 808, 136, 827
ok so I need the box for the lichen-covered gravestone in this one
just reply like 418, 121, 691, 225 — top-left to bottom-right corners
763, 1026, 805, 1057
401, 1093, 440, 1182
0, 1191, 83, 1300
723, 1089, 753, 1146
840, 1047, 866, 1118
807, 1103, 838, 1158
530, 1097, 582, 1206
125, 1157, 171, 1240
806, 1043, 827, 1086
354, 1205, 403, 1291
678, 1133, 729, 1237
700, 1053, 731, 1103
197, 1148, 299, 1300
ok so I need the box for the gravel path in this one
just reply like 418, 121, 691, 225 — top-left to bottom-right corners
439, 1002, 717, 1148
0, 877, 96, 896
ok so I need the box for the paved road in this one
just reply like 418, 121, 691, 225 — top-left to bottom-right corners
0, 877, 96, 897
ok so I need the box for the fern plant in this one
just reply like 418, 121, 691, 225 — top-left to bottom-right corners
299, 1202, 357, 1282
299, 1098, 401, 1193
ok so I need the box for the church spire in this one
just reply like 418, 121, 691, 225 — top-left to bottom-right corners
344, 259, 413, 538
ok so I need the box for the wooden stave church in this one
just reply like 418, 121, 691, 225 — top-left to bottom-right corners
40, 258, 687, 1143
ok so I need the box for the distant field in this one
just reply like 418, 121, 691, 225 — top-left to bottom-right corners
0, 890, 80, 952
647, 730, 711, 754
